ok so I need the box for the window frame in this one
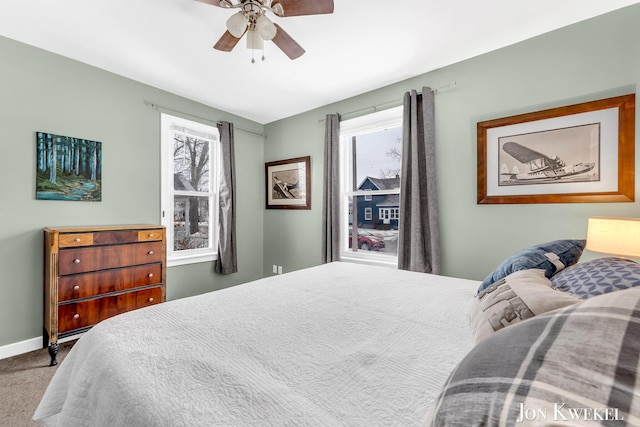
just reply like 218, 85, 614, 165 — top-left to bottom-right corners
379, 207, 400, 221
364, 207, 372, 221
339, 106, 403, 267
160, 113, 220, 267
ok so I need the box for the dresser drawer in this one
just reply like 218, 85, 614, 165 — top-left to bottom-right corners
59, 233, 94, 248
135, 286, 163, 309
58, 263, 162, 302
138, 229, 163, 242
116, 286, 164, 313
58, 295, 119, 333
58, 242, 163, 275
58, 229, 163, 248
58, 286, 164, 334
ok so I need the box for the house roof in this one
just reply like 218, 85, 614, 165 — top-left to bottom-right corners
361, 176, 400, 191
377, 194, 400, 207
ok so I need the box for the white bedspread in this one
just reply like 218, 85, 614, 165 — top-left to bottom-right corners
34, 262, 478, 426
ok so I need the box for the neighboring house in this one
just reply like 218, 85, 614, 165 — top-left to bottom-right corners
352, 176, 400, 229
173, 173, 209, 249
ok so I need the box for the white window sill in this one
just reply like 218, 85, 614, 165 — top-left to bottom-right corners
340, 253, 397, 269
168, 253, 217, 267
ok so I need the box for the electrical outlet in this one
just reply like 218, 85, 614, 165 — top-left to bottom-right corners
272, 264, 277, 274
277, 266, 283, 275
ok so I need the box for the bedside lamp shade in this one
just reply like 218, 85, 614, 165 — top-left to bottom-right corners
586, 217, 640, 258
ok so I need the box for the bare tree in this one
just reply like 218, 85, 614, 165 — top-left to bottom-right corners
173, 135, 210, 236
380, 137, 402, 178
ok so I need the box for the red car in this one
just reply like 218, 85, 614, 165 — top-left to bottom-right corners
348, 229, 385, 251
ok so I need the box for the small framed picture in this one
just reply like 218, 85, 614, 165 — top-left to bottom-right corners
265, 156, 311, 209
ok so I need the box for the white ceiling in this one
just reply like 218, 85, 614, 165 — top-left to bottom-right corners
1, 0, 638, 124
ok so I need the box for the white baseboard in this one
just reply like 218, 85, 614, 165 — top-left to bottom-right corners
0, 337, 42, 360
0, 334, 79, 360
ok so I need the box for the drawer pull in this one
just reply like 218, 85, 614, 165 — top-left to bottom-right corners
74, 238, 81, 242
148, 273, 154, 278
149, 233, 155, 238
73, 285, 80, 291
148, 251, 154, 255
73, 259, 81, 264
148, 297, 154, 303
73, 313, 80, 319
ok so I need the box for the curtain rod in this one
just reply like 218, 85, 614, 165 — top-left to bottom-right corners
144, 100, 265, 137
318, 81, 457, 123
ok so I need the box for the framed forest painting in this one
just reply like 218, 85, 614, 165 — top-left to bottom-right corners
36, 132, 102, 201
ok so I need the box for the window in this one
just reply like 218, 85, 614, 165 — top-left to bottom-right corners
364, 207, 372, 221
379, 208, 399, 221
339, 106, 402, 265
161, 113, 220, 266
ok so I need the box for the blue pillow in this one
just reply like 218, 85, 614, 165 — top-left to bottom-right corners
478, 239, 586, 294
551, 257, 640, 298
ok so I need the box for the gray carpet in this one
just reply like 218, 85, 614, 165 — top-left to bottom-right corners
0, 341, 74, 426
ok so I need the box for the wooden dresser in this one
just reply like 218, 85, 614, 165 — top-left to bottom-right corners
43, 225, 166, 365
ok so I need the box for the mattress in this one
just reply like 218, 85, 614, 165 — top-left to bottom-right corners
34, 262, 479, 426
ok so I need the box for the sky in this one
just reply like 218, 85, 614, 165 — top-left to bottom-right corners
350, 125, 402, 186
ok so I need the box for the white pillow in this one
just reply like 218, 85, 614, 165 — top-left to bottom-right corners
470, 269, 580, 342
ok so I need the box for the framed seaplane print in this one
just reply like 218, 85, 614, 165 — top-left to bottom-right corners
265, 156, 311, 209
477, 94, 635, 204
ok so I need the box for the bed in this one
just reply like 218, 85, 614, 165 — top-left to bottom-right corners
34, 242, 640, 426
33, 261, 480, 426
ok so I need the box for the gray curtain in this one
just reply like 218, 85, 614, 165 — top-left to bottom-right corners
398, 87, 441, 274
215, 121, 238, 275
321, 113, 341, 263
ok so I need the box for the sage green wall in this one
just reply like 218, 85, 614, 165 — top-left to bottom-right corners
263, 5, 640, 279
0, 36, 265, 348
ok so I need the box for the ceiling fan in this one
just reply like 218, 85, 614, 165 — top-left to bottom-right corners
195, 0, 334, 61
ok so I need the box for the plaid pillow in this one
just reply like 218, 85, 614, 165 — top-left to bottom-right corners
426, 286, 640, 426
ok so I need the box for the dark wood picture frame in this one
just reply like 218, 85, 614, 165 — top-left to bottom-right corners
265, 156, 311, 210
477, 94, 635, 204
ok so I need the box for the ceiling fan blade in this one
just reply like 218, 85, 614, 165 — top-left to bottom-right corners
272, 24, 305, 59
194, 0, 223, 6
273, 0, 334, 17
213, 30, 242, 52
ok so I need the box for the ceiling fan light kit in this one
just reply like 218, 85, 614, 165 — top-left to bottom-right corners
256, 14, 276, 40
247, 29, 264, 50
226, 11, 249, 38
196, 0, 334, 62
